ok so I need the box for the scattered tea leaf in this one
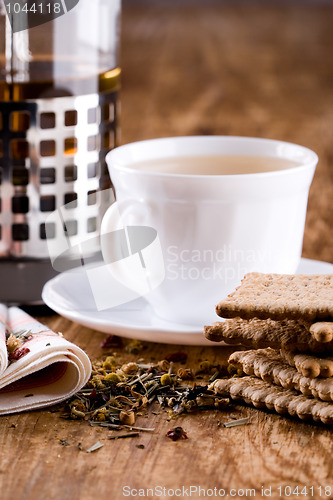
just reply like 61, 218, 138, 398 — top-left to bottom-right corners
86, 441, 104, 453
125, 340, 144, 354
60, 351, 230, 435
108, 432, 139, 440
119, 410, 135, 426
223, 417, 249, 428
299, 436, 310, 447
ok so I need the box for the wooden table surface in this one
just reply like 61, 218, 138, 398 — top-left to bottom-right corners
1, 1, 333, 499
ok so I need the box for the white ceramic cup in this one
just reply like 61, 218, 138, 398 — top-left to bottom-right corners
101, 136, 317, 326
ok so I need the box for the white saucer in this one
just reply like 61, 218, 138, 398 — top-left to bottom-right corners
42, 258, 333, 346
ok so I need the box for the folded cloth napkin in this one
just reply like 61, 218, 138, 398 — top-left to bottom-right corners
0, 305, 91, 414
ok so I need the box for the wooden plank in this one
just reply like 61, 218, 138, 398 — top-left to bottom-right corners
121, 0, 333, 264
1, 320, 333, 500
0, 1, 333, 499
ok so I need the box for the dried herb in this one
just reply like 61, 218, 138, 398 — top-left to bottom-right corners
119, 410, 135, 426
223, 417, 249, 428
166, 426, 188, 441
6, 335, 23, 353
177, 368, 194, 380
125, 340, 144, 354
5, 327, 33, 363
90, 422, 155, 432
197, 360, 213, 373
85, 441, 104, 453
160, 373, 172, 386
6, 328, 33, 342
108, 432, 139, 440
60, 353, 231, 435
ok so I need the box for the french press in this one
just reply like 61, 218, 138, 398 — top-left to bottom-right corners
0, 0, 121, 303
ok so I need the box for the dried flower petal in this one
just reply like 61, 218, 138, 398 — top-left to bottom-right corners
160, 373, 172, 386
93, 408, 107, 422
214, 397, 230, 410
8, 346, 30, 361
165, 352, 188, 363
166, 426, 188, 441
100, 336, 123, 348
125, 340, 143, 354
102, 356, 117, 370
104, 373, 121, 384
121, 362, 138, 374
6, 335, 23, 353
157, 359, 170, 372
177, 368, 194, 380
119, 410, 135, 426
195, 395, 215, 407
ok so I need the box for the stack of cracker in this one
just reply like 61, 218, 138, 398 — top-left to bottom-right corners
205, 273, 333, 425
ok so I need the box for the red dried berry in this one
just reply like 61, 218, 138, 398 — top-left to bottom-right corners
9, 347, 30, 361
88, 389, 97, 400
166, 426, 188, 441
165, 351, 188, 363
100, 335, 123, 348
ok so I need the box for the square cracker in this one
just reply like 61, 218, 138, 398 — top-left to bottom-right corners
204, 317, 333, 354
216, 273, 333, 321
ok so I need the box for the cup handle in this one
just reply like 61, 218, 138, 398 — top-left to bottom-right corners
100, 199, 149, 264
100, 200, 165, 297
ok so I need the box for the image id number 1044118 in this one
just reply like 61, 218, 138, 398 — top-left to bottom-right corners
274, 485, 332, 497
5, 2, 62, 14
4, 0, 78, 32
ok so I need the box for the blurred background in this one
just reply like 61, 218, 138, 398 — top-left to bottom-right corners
121, 0, 333, 264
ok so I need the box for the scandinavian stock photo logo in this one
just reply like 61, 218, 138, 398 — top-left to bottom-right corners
44, 189, 271, 313
44, 190, 165, 311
